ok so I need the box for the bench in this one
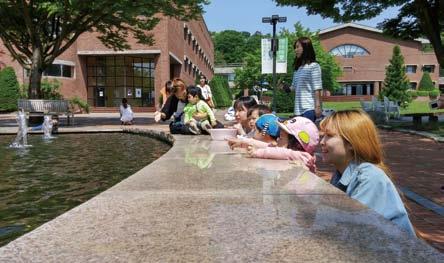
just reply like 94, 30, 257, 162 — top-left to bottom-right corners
403, 112, 444, 129
18, 99, 74, 125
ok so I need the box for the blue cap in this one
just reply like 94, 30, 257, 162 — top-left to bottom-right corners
255, 114, 280, 138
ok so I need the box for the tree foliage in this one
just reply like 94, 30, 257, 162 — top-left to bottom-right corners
418, 72, 435, 91
0, 0, 207, 98
274, 0, 444, 68
0, 66, 20, 112
212, 30, 265, 64
380, 45, 412, 107
232, 22, 342, 94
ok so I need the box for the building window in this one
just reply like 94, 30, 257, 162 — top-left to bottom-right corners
405, 65, 417, 74
86, 55, 155, 107
330, 44, 370, 58
422, 65, 435, 73
410, 82, 417, 90
227, 73, 235, 82
343, 66, 353, 72
42, 64, 73, 78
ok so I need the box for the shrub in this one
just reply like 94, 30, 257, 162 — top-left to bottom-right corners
0, 67, 20, 112
209, 76, 232, 108
69, 96, 90, 113
429, 89, 440, 99
418, 72, 435, 91
41, 78, 63, 99
417, 90, 429, 96
408, 90, 418, 99
275, 89, 295, 113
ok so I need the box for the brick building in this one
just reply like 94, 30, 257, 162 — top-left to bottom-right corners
0, 15, 214, 111
319, 23, 440, 98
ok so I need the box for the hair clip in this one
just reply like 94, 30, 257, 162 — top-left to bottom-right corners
262, 122, 269, 136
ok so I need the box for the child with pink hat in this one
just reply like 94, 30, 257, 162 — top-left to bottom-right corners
247, 116, 319, 173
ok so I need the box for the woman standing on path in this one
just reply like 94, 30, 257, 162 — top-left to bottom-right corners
286, 37, 322, 122
197, 76, 215, 109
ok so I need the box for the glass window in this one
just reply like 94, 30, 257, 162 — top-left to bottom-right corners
44, 64, 61, 77
330, 44, 370, 58
87, 67, 96, 76
86, 55, 155, 107
343, 66, 353, 72
422, 65, 435, 73
62, 65, 72, 77
406, 65, 417, 74
410, 82, 417, 90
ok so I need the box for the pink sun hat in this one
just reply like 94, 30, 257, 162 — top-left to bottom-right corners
277, 116, 319, 154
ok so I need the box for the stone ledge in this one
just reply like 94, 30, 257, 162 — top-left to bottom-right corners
0, 131, 443, 262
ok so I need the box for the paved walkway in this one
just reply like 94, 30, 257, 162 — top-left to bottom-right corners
1, 111, 443, 252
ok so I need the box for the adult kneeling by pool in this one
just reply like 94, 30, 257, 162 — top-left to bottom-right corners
154, 78, 222, 134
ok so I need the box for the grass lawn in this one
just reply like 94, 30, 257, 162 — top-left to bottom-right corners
276, 100, 444, 137
322, 101, 444, 115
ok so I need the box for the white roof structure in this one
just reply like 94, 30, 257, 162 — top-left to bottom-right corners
319, 22, 430, 44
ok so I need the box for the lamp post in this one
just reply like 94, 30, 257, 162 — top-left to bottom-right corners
262, 15, 286, 113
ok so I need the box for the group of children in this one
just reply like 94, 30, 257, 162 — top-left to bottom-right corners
227, 96, 416, 237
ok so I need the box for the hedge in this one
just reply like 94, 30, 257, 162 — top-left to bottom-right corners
417, 90, 429, 97
274, 89, 295, 113
0, 67, 20, 112
429, 89, 440, 98
408, 90, 418, 99
209, 76, 232, 108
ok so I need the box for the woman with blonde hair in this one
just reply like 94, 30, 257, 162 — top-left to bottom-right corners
319, 110, 415, 236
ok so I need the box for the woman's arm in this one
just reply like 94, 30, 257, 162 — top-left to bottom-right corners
312, 63, 323, 118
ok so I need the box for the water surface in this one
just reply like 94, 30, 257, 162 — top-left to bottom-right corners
0, 133, 170, 246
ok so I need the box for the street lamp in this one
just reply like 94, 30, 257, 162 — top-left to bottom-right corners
262, 15, 286, 113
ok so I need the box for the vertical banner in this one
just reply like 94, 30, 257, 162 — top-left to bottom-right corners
261, 38, 288, 74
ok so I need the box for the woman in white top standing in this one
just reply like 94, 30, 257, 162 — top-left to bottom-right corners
197, 76, 215, 109
287, 37, 322, 123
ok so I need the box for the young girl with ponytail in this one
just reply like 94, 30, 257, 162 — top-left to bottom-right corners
319, 110, 415, 236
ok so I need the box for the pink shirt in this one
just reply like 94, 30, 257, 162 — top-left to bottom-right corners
252, 147, 316, 173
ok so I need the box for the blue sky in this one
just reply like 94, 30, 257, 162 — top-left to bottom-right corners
203, 0, 399, 34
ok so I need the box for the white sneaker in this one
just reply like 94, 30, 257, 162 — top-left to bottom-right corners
201, 122, 212, 134
188, 122, 201, 135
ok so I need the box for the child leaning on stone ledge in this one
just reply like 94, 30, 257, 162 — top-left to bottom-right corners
319, 109, 415, 237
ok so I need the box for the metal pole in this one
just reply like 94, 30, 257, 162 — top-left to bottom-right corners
271, 21, 277, 113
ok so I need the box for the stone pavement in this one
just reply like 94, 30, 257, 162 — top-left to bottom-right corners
1, 111, 443, 253
316, 129, 444, 252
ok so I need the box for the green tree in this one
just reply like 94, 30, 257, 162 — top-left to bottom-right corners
274, 0, 444, 69
234, 23, 342, 94
212, 30, 266, 65
380, 45, 412, 107
0, 66, 20, 112
234, 49, 263, 91
212, 30, 252, 64
418, 72, 435, 91
0, 0, 207, 98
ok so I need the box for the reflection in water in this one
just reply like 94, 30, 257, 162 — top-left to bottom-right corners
0, 133, 170, 246
184, 137, 216, 169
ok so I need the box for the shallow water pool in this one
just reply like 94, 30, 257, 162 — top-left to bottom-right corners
0, 133, 170, 246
